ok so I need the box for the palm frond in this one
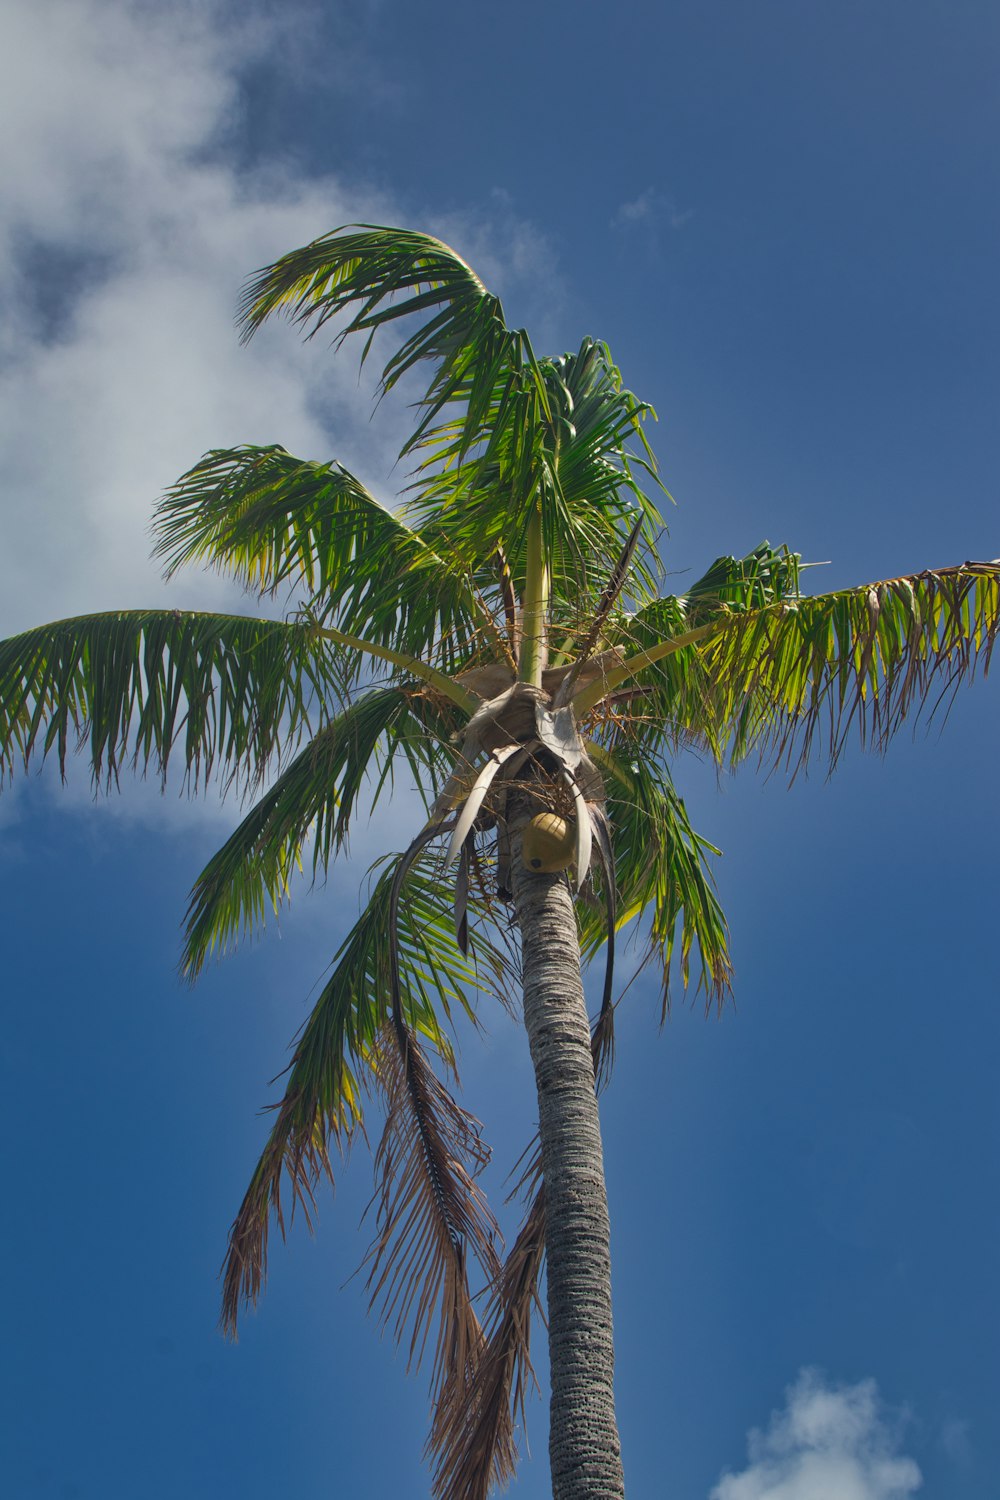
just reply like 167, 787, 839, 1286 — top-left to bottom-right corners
586, 742, 733, 1013
682, 539, 803, 618
433, 1190, 544, 1500
581, 541, 805, 754
0, 609, 335, 792
411, 340, 664, 624
366, 1026, 505, 1459
152, 446, 484, 670
237, 224, 547, 467
220, 844, 502, 1335
182, 686, 456, 976
697, 559, 1000, 771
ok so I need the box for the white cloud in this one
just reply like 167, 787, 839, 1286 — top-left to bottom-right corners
0, 0, 560, 638
0, 0, 389, 634
710, 1370, 922, 1500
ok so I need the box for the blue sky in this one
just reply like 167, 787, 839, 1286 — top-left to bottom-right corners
1, 2, 997, 1496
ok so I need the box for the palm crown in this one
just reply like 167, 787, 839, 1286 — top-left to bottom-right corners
1, 225, 997, 1500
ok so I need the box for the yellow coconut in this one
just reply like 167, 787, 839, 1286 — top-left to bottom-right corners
522, 812, 575, 873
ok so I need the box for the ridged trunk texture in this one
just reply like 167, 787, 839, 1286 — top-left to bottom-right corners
511, 841, 625, 1500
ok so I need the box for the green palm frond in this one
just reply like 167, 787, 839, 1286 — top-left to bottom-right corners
581, 541, 804, 755
539, 339, 663, 602
579, 557, 1000, 778
585, 742, 733, 1013
220, 843, 504, 1335
0, 609, 336, 791
152, 446, 485, 670
182, 686, 457, 975
237, 224, 548, 467
696, 559, 1000, 770
681, 540, 803, 618
412, 340, 665, 621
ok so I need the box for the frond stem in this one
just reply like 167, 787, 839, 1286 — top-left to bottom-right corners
313, 623, 478, 714
571, 621, 717, 715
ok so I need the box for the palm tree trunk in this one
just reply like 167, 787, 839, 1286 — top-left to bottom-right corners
511, 840, 625, 1500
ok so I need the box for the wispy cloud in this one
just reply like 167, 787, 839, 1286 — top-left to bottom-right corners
710, 1369, 922, 1500
939, 1415, 972, 1466
611, 187, 694, 234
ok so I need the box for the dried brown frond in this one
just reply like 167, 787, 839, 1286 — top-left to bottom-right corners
220, 1085, 341, 1339
433, 1190, 545, 1500
365, 1024, 506, 1462
588, 803, 617, 1089
590, 997, 617, 1092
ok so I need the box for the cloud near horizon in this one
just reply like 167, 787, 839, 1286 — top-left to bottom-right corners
709, 1369, 922, 1500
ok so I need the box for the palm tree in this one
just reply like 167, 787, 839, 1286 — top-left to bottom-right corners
1, 225, 997, 1500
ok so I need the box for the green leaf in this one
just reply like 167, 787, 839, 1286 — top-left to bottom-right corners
0, 609, 339, 791
411, 340, 664, 623
182, 685, 457, 976
583, 741, 733, 1012
681, 540, 802, 617
237, 224, 547, 469
152, 445, 484, 671
696, 560, 1000, 770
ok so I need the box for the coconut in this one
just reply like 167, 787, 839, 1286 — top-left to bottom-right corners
522, 811, 575, 873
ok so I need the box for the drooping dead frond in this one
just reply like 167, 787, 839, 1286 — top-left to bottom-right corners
219, 1079, 346, 1337
432, 1190, 546, 1500
220, 832, 494, 1339
357, 822, 514, 1464
588, 805, 618, 1090
366, 1025, 507, 1463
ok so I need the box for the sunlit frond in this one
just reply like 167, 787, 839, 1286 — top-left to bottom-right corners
412, 340, 665, 622
0, 609, 335, 792
697, 560, 1000, 771
238, 223, 548, 468
182, 686, 458, 975
682, 539, 803, 618
584, 541, 806, 756
152, 446, 484, 669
